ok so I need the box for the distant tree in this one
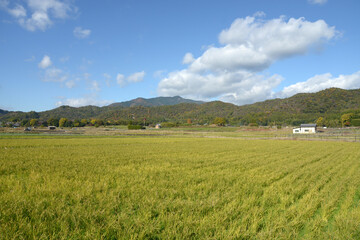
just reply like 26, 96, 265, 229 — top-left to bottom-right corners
316, 117, 325, 127
66, 120, 73, 127
10, 118, 19, 123
73, 119, 81, 127
214, 117, 226, 126
90, 119, 97, 126
327, 119, 340, 128
21, 119, 29, 127
59, 118, 68, 128
29, 119, 38, 127
80, 119, 88, 126
48, 118, 59, 127
94, 119, 104, 127
341, 113, 354, 127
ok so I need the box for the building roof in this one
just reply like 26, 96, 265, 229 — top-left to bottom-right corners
300, 124, 317, 127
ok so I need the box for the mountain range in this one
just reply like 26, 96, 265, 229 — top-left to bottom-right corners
1, 88, 360, 126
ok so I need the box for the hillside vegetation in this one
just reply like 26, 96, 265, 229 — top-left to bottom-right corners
1, 88, 360, 126
108, 96, 204, 107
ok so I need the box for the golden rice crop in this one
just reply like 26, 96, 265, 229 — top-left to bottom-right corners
0, 136, 359, 239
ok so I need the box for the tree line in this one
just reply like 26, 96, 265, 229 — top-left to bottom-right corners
2, 112, 360, 129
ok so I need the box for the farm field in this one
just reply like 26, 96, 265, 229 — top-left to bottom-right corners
1, 126, 360, 142
1, 136, 360, 239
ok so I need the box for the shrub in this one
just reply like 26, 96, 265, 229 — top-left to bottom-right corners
161, 122, 177, 128
128, 125, 145, 130
214, 117, 226, 126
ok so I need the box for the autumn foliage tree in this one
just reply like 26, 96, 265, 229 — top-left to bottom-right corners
214, 117, 226, 126
316, 117, 325, 127
341, 113, 354, 127
59, 118, 68, 128
29, 119, 38, 127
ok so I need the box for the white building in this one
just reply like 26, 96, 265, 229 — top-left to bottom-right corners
293, 124, 317, 134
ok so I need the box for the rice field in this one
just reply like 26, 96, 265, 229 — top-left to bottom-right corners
0, 136, 360, 239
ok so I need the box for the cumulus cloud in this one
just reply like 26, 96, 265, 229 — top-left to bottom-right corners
158, 14, 337, 105
127, 71, 145, 83
38, 54, 69, 83
43, 67, 67, 82
116, 74, 125, 87
182, 53, 195, 64
276, 71, 360, 98
7, 3, 26, 18
218, 15, 335, 65
308, 0, 327, 5
73, 27, 91, 39
0, 0, 77, 31
38, 55, 52, 68
116, 71, 145, 87
55, 94, 113, 107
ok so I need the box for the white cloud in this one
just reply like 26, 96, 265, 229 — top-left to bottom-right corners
159, 69, 283, 104
127, 71, 145, 83
55, 94, 113, 107
277, 71, 360, 98
38, 55, 52, 69
0, 0, 76, 31
43, 67, 67, 82
218, 15, 335, 63
116, 74, 125, 87
38, 55, 71, 84
73, 27, 91, 39
19, 10, 52, 31
221, 74, 283, 104
116, 71, 145, 87
158, 14, 337, 105
8, 3, 26, 18
182, 53, 195, 64
308, 0, 327, 5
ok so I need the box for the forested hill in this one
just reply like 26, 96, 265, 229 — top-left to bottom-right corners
240, 88, 360, 114
0, 109, 9, 116
1, 88, 360, 126
108, 96, 204, 107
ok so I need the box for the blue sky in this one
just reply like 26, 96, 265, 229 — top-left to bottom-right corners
0, 0, 359, 112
